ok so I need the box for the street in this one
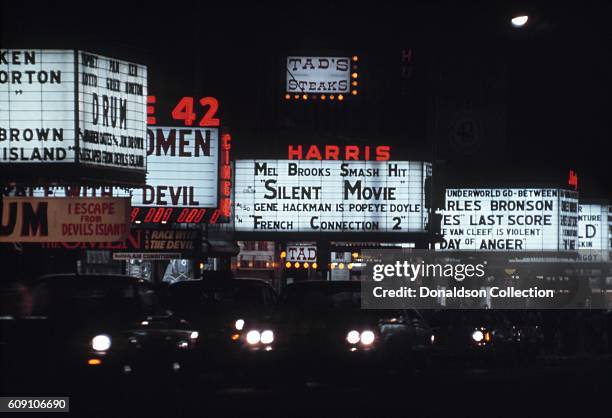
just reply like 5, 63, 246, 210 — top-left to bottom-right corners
58, 356, 612, 417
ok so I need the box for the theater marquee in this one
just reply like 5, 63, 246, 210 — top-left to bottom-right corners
436, 188, 579, 251
234, 160, 430, 234
0, 49, 147, 185
578, 204, 611, 261
0, 197, 130, 243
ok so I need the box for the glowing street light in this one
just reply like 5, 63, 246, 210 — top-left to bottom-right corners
511, 15, 528, 27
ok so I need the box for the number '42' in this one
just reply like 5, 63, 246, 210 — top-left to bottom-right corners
171, 97, 220, 127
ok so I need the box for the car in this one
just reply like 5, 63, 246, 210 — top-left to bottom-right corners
261, 280, 434, 383
163, 277, 278, 377
425, 310, 544, 366
0, 274, 200, 395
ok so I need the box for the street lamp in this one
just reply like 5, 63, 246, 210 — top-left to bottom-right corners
511, 15, 529, 27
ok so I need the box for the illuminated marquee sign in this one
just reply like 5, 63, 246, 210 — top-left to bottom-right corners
0, 197, 130, 243
285, 56, 358, 99
436, 188, 579, 251
286, 244, 317, 262
0, 49, 147, 184
578, 204, 610, 261
3, 126, 231, 225
42, 228, 201, 258
135, 95, 230, 224
235, 160, 430, 233
131, 126, 219, 207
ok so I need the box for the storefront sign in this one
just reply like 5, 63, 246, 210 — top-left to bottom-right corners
0, 49, 147, 185
42, 228, 200, 257
286, 244, 317, 262
0, 197, 130, 242
286, 56, 351, 94
113, 252, 181, 260
436, 188, 579, 251
235, 160, 430, 233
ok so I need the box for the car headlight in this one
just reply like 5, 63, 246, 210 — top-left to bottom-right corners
92, 334, 111, 351
260, 330, 274, 344
360, 330, 376, 345
235, 319, 245, 331
346, 330, 360, 344
472, 330, 484, 342
246, 330, 261, 345
190, 331, 199, 340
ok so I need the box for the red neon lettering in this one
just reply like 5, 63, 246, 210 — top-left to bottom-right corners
210, 209, 221, 224
220, 199, 231, 217
325, 145, 340, 160
172, 97, 196, 126
288, 145, 302, 160
198, 97, 220, 127
376, 145, 391, 161
305, 145, 323, 160
568, 170, 578, 191
130, 207, 140, 223
147, 96, 156, 125
345, 145, 359, 160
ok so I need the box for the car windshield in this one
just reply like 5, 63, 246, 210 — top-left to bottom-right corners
32, 279, 153, 319
426, 310, 510, 327
279, 283, 362, 311
166, 281, 268, 315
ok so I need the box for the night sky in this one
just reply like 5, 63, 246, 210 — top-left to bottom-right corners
1, 1, 610, 199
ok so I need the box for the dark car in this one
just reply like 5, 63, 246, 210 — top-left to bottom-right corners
260, 281, 433, 382
0, 274, 199, 395
426, 310, 544, 365
164, 277, 278, 374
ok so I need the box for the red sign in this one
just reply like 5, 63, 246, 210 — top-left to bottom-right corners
288, 145, 390, 161
568, 170, 578, 191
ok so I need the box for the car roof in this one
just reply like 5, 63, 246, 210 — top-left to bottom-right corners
284, 280, 360, 291
38, 274, 145, 286
168, 277, 272, 290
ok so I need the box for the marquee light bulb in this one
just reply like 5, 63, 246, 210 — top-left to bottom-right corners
285, 262, 291, 268
302, 94, 308, 100
352, 56, 359, 62
294, 262, 300, 268
338, 94, 344, 101
351, 72, 358, 79
284, 94, 291, 100
303, 262, 309, 269
352, 90, 358, 96
321, 95, 326, 100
